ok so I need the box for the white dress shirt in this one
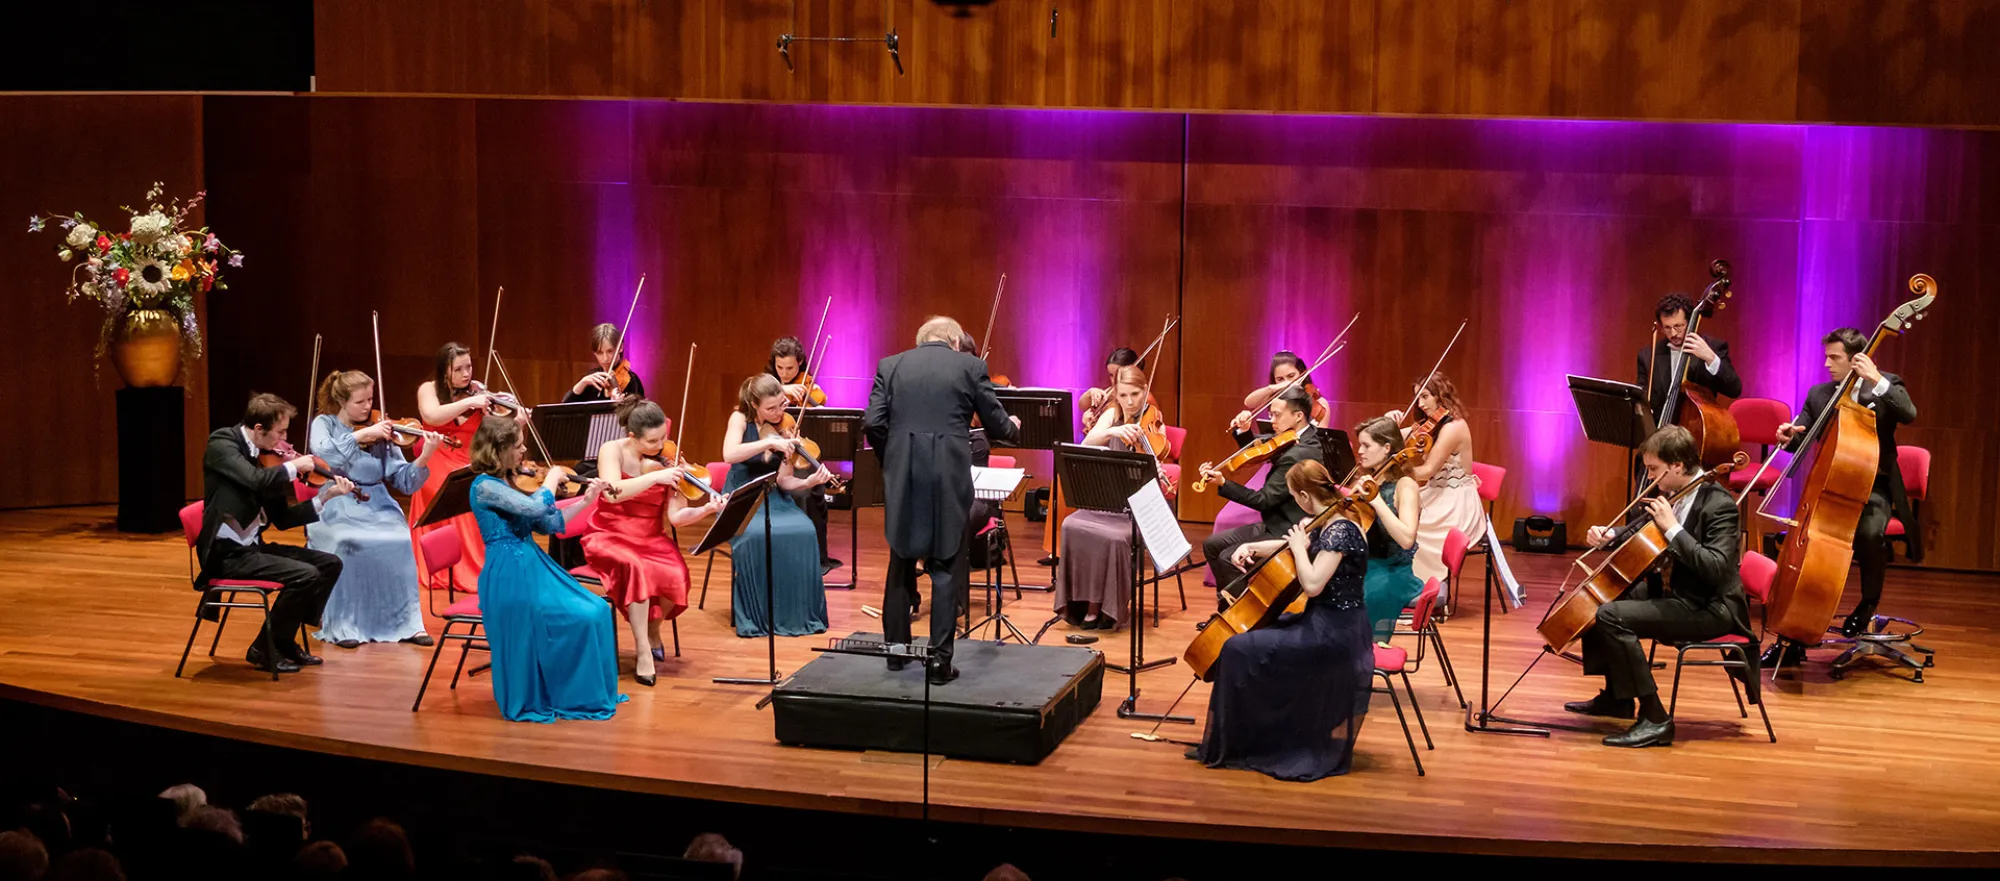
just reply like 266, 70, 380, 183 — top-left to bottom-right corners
215, 427, 325, 547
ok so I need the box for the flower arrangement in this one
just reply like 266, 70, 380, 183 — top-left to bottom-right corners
28, 182, 243, 383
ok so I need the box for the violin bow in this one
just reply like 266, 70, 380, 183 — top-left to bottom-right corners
1246, 312, 1358, 423
802, 296, 831, 381
978, 273, 1007, 362
673, 342, 696, 467
371, 311, 385, 406
803, 333, 832, 404
1400, 318, 1469, 425
491, 351, 556, 465
483, 285, 504, 388
305, 333, 322, 453
611, 274, 648, 391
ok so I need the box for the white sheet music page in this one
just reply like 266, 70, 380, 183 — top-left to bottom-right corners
1127, 481, 1191, 573
970, 466, 1026, 497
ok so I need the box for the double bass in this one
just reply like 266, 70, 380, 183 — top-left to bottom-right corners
1759, 275, 1935, 646
1655, 260, 1740, 468
1538, 452, 1746, 651
1183, 435, 1428, 681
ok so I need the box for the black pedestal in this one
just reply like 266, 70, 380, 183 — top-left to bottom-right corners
117, 387, 185, 533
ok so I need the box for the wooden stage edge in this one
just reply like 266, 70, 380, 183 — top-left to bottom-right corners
3, 506, 1999, 868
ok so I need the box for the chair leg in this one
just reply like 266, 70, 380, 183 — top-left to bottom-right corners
1175, 569, 1187, 611
1429, 626, 1466, 709
1668, 650, 1687, 718
261, 593, 280, 682
1723, 655, 1749, 718
699, 551, 716, 610
450, 635, 475, 690
1755, 686, 1777, 743
412, 623, 453, 711
208, 605, 231, 656
176, 599, 207, 679
1400, 671, 1433, 749
1376, 671, 1425, 777
671, 617, 681, 658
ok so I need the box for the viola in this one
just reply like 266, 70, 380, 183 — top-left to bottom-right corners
612, 358, 636, 397
450, 381, 520, 418
1183, 435, 1427, 681
1656, 260, 1741, 468
1537, 452, 1746, 651
639, 443, 723, 504
258, 442, 370, 502
1190, 428, 1299, 494
774, 413, 847, 495
1759, 275, 1935, 646
511, 460, 584, 498
784, 373, 829, 407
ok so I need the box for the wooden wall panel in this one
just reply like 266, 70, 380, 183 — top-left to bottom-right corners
316, 0, 2000, 127
0, 96, 207, 510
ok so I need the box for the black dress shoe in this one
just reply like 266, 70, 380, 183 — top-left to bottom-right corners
333, 639, 362, 649
400, 634, 435, 647
245, 646, 300, 674
911, 593, 922, 615
822, 559, 843, 575
1037, 555, 1058, 567
283, 646, 324, 667
926, 662, 960, 686
1184, 746, 1202, 761
1603, 717, 1675, 748
1194, 619, 1211, 632
1838, 604, 1878, 638
1760, 643, 1804, 668
1563, 694, 1636, 718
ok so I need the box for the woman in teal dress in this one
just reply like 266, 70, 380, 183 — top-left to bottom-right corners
721, 374, 833, 638
466, 417, 626, 723
1352, 416, 1424, 644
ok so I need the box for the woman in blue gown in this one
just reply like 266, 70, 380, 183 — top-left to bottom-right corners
1351, 417, 1424, 644
308, 370, 444, 648
1201, 459, 1373, 781
721, 375, 832, 638
466, 417, 626, 723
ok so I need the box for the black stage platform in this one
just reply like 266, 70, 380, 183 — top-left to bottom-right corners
771, 633, 1104, 764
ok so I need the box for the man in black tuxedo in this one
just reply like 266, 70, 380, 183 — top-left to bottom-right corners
196, 393, 353, 674
1197, 389, 1325, 610
1565, 426, 1752, 748
864, 317, 1019, 685
1764, 327, 1918, 667
1638, 292, 1743, 421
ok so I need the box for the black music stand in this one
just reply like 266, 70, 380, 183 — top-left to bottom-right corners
964, 466, 1029, 644
702, 472, 785, 705
1041, 443, 1192, 724
992, 388, 1076, 450
413, 467, 478, 529
789, 407, 862, 590
1568, 374, 1653, 500
810, 635, 941, 823
529, 400, 618, 464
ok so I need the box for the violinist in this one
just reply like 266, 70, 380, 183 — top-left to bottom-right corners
563, 322, 644, 402
1190, 459, 1373, 781
1388, 372, 1484, 597
1639, 293, 1742, 420
1228, 351, 1332, 446
722, 374, 835, 639
196, 393, 356, 675
1566, 426, 1752, 748
765, 336, 840, 574
1078, 347, 1141, 429
307, 370, 446, 649
1198, 388, 1323, 613
1052, 366, 1170, 631
1763, 328, 1918, 667
411, 342, 525, 598
1349, 417, 1423, 644
582, 399, 725, 686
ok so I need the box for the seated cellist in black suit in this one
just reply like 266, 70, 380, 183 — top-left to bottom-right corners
196, 393, 354, 674
1565, 425, 1754, 748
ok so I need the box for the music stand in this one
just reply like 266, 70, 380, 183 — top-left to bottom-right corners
413, 467, 478, 529
702, 472, 785, 705
789, 407, 862, 590
529, 400, 619, 464
1041, 443, 1192, 724
964, 466, 1029, 644
992, 388, 1075, 450
1567, 374, 1653, 499
810, 635, 941, 823
1248, 422, 1356, 477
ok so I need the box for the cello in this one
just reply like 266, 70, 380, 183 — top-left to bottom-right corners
1758, 274, 1936, 647
1183, 435, 1428, 681
1537, 452, 1747, 651
1655, 260, 1740, 468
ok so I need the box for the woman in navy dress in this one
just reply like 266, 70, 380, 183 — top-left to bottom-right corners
1201, 458, 1373, 781
721, 375, 833, 638
307, 370, 445, 647
466, 418, 625, 723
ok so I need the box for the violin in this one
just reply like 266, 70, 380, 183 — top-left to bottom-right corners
258, 442, 370, 502
1758, 275, 1935, 647
611, 358, 636, 397
1655, 260, 1741, 468
1190, 428, 1299, 494
511, 460, 585, 497
774, 413, 847, 495
1183, 436, 1428, 681
1537, 452, 1746, 651
638, 444, 724, 504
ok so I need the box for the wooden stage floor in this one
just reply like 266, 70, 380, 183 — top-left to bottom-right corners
2, 505, 1997, 867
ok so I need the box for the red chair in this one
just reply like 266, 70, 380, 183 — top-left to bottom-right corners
1727, 398, 1790, 497
987, 455, 1017, 469
175, 502, 294, 682
1393, 577, 1465, 708
411, 522, 488, 711
1372, 583, 1441, 777
558, 495, 679, 658
1662, 551, 1777, 742
1885, 445, 1930, 563
422, 520, 468, 618
1439, 526, 1470, 614
698, 461, 732, 609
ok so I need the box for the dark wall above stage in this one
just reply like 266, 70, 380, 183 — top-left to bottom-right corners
314, 0, 2000, 128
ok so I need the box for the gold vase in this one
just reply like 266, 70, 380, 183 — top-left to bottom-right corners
108, 308, 184, 388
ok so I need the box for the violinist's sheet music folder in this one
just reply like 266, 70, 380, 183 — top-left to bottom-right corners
1567, 375, 1653, 449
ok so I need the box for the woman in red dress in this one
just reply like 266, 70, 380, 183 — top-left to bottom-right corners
410, 342, 528, 596
583, 399, 725, 685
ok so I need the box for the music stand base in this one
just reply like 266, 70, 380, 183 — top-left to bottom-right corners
1117, 694, 1194, 724
1107, 657, 1176, 675
1464, 708, 1552, 737
965, 613, 1030, 645
713, 673, 784, 686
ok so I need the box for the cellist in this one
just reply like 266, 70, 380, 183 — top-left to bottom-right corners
1565, 426, 1753, 748
1639, 293, 1742, 419
1763, 328, 1918, 667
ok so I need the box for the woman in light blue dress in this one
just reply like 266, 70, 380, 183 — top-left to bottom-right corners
308, 370, 443, 648
721, 375, 832, 638
466, 417, 626, 723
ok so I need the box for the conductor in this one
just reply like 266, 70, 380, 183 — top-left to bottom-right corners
864, 316, 1019, 685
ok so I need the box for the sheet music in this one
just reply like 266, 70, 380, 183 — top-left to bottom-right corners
971, 466, 1026, 497
1127, 481, 1191, 573
1483, 514, 1527, 609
